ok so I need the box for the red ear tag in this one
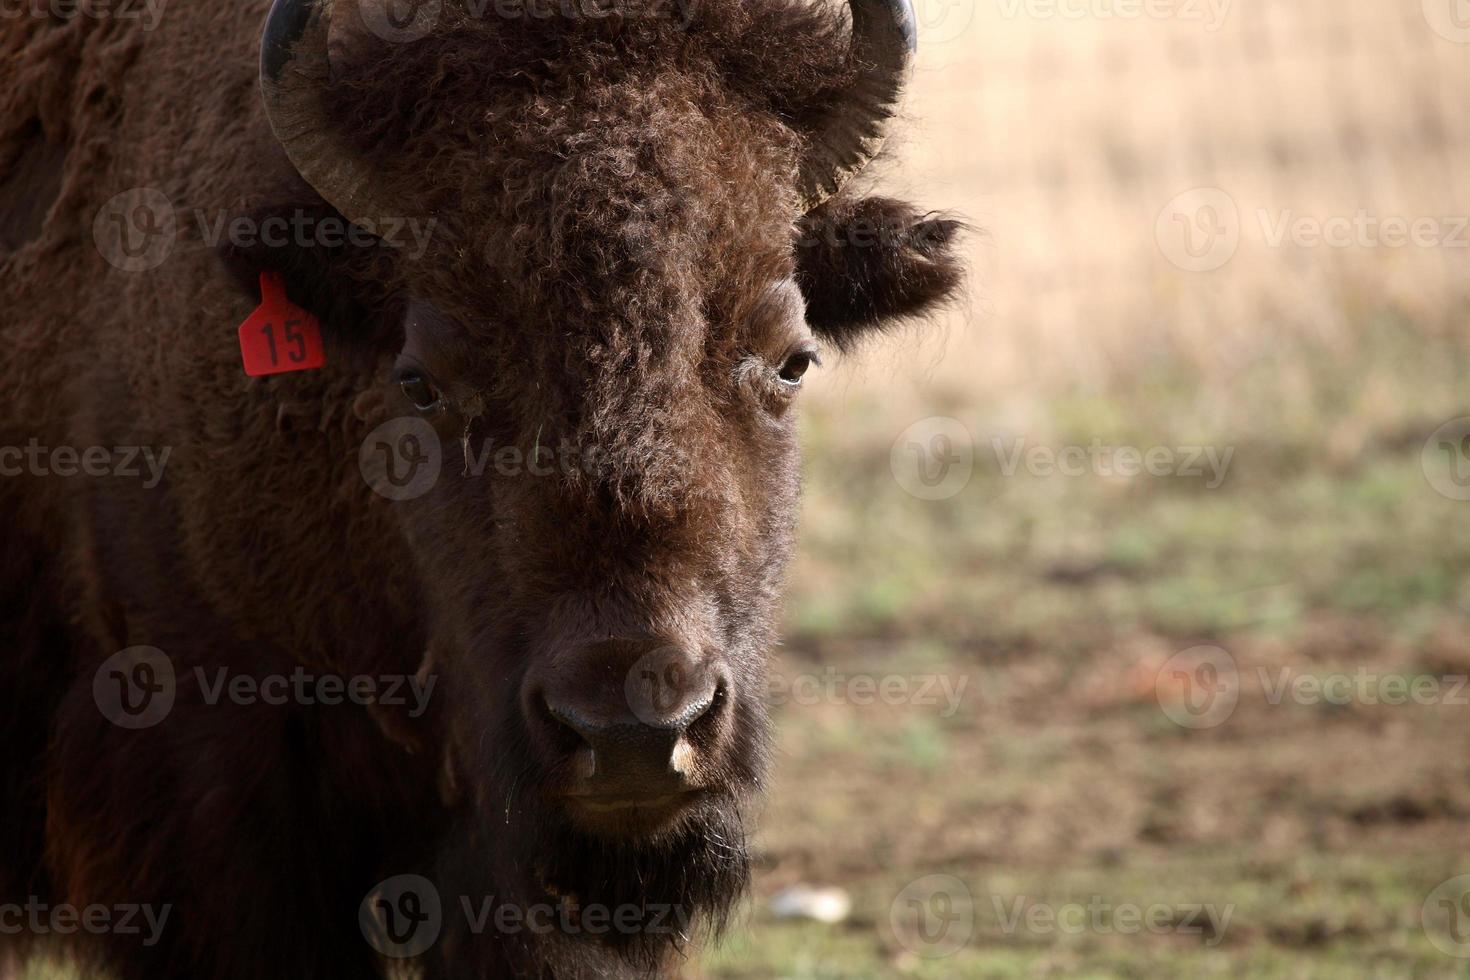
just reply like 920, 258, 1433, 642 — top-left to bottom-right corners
238, 271, 326, 377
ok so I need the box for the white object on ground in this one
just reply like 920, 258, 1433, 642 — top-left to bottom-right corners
768, 885, 853, 924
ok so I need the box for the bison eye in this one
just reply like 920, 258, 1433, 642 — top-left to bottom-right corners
777, 348, 820, 386
397, 372, 443, 413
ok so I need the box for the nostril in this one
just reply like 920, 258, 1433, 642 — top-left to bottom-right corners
527, 647, 735, 781
666, 683, 717, 730
537, 693, 593, 753
683, 674, 729, 747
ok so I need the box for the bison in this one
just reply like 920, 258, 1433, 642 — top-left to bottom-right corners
0, 0, 962, 975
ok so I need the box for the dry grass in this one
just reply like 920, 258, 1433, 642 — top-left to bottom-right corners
834, 0, 1470, 419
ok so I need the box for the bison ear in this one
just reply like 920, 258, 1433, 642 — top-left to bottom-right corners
215, 197, 404, 355
794, 196, 965, 352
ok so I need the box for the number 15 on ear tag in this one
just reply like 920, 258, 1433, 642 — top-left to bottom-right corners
239, 270, 326, 377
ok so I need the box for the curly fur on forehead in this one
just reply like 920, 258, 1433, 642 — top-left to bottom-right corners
323, 0, 862, 168
318, 0, 861, 316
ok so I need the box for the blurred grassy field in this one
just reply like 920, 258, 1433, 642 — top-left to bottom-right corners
696, 334, 1470, 977
696, 0, 1470, 976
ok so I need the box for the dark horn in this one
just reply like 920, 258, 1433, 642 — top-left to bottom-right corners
260, 0, 392, 227
797, 0, 917, 211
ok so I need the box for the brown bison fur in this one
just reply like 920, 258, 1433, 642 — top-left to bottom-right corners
0, 0, 963, 977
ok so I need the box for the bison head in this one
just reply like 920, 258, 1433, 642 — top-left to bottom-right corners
233, 0, 962, 972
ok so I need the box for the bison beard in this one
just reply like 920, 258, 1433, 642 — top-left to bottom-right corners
427, 647, 766, 977
469, 796, 752, 974
440, 737, 755, 977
